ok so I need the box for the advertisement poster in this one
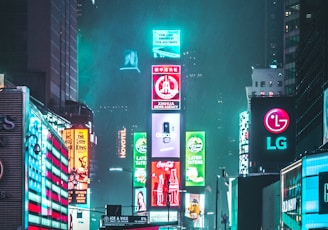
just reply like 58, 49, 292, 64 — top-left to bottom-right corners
133, 132, 147, 187
152, 65, 181, 110
185, 131, 205, 187
152, 30, 180, 59
151, 161, 180, 207
185, 193, 205, 228
63, 128, 89, 204
134, 187, 147, 212
152, 113, 180, 158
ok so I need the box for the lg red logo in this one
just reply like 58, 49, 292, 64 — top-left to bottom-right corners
264, 108, 290, 134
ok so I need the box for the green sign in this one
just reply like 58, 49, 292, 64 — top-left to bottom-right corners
133, 132, 147, 187
185, 131, 205, 187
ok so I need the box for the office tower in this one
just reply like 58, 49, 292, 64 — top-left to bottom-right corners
264, 0, 284, 68
0, 0, 78, 112
295, 0, 328, 154
283, 0, 300, 95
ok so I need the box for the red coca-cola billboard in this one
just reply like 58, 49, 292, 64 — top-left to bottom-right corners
151, 161, 180, 207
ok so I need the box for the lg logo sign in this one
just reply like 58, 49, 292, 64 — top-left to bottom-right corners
264, 108, 290, 150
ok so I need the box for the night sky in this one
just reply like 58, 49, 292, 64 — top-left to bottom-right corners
77, 0, 265, 218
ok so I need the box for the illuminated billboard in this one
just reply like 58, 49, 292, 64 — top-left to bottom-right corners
239, 111, 249, 175
250, 97, 295, 173
152, 65, 181, 110
185, 193, 205, 228
63, 128, 89, 204
323, 89, 328, 144
134, 187, 147, 213
151, 161, 180, 207
281, 160, 302, 229
152, 30, 180, 59
185, 131, 205, 187
152, 113, 180, 158
133, 132, 147, 187
302, 153, 328, 229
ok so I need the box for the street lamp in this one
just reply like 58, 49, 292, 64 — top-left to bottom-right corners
108, 167, 134, 215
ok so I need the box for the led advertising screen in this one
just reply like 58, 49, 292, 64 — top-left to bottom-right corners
152, 30, 180, 59
133, 132, 147, 187
185, 131, 205, 187
152, 113, 180, 158
281, 161, 302, 229
134, 187, 147, 213
239, 111, 250, 175
323, 89, 328, 144
185, 193, 205, 228
151, 161, 180, 207
250, 97, 295, 173
63, 128, 89, 204
152, 65, 181, 110
302, 153, 328, 229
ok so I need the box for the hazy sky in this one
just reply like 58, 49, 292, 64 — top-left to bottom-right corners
78, 0, 266, 215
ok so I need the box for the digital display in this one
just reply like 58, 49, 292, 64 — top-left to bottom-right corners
151, 161, 180, 207
185, 193, 205, 228
301, 153, 328, 229
133, 132, 147, 187
152, 65, 181, 110
134, 187, 147, 212
185, 131, 205, 187
250, 97, 295, 172
152, 30, 180, 59
239, 111, 250, 175
281, 161, 302, 229
63, 128, 89, 204
152, 113, 180, 158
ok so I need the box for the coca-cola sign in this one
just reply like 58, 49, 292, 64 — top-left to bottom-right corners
151, 161, 180, 207
156, 161, 174, 171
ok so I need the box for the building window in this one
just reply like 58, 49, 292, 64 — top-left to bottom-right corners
260, 81, 265, 87
255, 81, 258, 87
260, 91, 265, 96
277, 81, 283, 87
269, 91, 274, 97
269, 81, 273, 87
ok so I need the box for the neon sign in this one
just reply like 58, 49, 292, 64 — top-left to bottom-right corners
264, 108, 290, 151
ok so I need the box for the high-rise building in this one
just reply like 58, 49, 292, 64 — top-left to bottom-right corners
0, 0, 78, 112
295, 0, 328, 154
264, 0, 284, 68
283, 0, 300, 95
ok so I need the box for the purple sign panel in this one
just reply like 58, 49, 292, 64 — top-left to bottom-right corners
152, 113, 180, 158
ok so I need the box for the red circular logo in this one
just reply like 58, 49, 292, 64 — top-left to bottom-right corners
264, 108, 290, 134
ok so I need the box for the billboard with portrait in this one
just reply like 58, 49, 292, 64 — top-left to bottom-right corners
152, 65, 181, 110
134, 187, 147, 213
152, 113, 180, 158
185, 131, 205, 187
151, 161, 180, 207
152, 30, 180, 59
250, 97, 295, 173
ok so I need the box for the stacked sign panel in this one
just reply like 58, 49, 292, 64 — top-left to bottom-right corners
185, 131, 205, 187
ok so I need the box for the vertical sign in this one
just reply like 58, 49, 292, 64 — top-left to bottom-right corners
63, 128, 89, 204
185, 131, 205, 187
185, 193, 205, 228
133, 132, 147, 187
152, 65, 181, 110
151, 161, 180, 207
